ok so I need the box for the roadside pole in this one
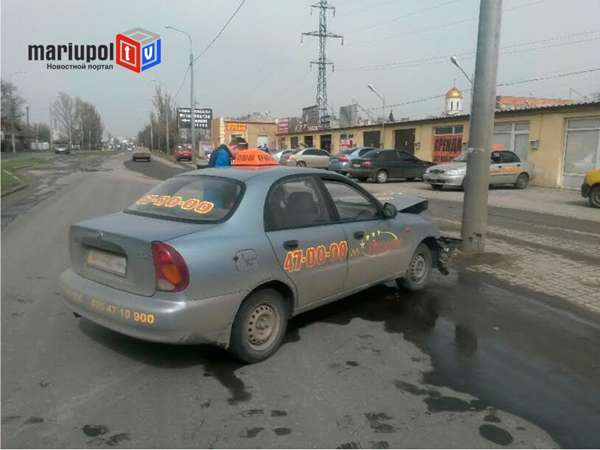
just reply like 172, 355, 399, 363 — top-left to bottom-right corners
460, 0, 502, 253
166, 107, 170, 155
190, 52, 196, 167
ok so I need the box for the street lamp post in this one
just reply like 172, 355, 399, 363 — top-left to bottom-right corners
367, 83, 386, 148
165, 25, 197, 166
450, 56, 474, 85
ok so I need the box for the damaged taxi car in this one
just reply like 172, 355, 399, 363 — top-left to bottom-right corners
60, 150, 455, 363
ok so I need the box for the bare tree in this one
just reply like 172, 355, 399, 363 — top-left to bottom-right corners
52, 92, 74, 148
1, 80, 26, 152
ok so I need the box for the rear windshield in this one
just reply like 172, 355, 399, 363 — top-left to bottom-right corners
125, 175, 243, 223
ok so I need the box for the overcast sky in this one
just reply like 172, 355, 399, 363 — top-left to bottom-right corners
2, 0, 600, 137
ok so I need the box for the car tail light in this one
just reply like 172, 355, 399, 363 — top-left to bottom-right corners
361, 160, 372, 168
152, 241, 189, 292
339, 155, 349, 162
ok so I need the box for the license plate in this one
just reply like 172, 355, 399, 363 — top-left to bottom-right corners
352, 163, 360, 168
86, 249, 126, 277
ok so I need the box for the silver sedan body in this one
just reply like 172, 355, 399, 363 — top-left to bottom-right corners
285, 148, 330, 168
424, 150, 533, 189
60, 166, 447, 350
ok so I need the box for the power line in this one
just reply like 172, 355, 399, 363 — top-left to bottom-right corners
193, 0, 248, 63
346, 0, 546, 48
354, 0, 462, 32
365, 66, 600, 112
338, 29, 600, 72
173, 65, 190, 100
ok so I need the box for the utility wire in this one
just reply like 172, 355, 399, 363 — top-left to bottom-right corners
173, 65, 190, 100
339, 29, 600, 72
365, 66, 600, 112
346, 0, 546, 48
354, 0, 462, 32
193, 0, 248, 63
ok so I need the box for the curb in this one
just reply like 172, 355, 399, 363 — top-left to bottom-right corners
1, 182, 28, 198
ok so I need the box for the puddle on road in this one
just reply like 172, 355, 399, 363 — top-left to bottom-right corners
286, 278, 599, 448
76, 272, 599, 448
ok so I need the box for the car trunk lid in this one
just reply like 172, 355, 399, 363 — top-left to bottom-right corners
69, 212, 211, 296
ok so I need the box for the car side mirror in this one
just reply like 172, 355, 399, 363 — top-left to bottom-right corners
382, 202, 397, 219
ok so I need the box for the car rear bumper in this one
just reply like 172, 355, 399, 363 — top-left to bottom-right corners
581, 182, 591, 198
328, 162, 350, 172
60, 269, 245, 347
423, 173, 464, 186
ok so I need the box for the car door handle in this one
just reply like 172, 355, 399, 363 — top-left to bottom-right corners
354, 231, 365, 240
283, 240, 298, 250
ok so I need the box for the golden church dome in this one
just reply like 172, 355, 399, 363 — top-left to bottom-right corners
446, 86, 463, 99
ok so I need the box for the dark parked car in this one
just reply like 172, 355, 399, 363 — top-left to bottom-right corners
348, 149, 434, 183
328, 147, 376, 175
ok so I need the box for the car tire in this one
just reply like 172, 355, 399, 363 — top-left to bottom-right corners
296, 161, 307, 167
431, 184, 443, 191
376, 170, 389, 184
357, 177, 368, 182
589, 185, 600, 208
397, 243, 433, 292
514, 173, 529, 189
229, 288, 289, 363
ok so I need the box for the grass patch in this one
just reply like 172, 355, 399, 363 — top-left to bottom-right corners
1, 158, 47, 195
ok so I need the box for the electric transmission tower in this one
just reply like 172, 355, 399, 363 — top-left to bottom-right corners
301, 0, 343, 128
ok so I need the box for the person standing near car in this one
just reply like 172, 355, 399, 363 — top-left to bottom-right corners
208, 137, 248, 167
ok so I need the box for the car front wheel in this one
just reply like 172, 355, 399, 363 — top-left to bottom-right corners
589, 185, 600, 208
229, 289, 288, 363
296, 161, 307, 167
397, 243, 433, 292
431, 184, 443, 191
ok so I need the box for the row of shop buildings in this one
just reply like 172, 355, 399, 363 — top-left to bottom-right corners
276, 99, 600, 190
208, 91, 600, 189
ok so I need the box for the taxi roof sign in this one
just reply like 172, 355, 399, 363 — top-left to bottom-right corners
233, 148, 279, 166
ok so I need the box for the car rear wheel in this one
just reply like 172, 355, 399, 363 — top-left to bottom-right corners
397, 243, 432, 292
296, 161, 307, 167
589, 185, 600, 208
376, 170, 389, 183
229, 289, 288, 363
431, 184, 443, 191
515, 173, 529, 189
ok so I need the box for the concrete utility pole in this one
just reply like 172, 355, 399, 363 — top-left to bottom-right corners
301, 0, 343, 128
461, 0, 503, 253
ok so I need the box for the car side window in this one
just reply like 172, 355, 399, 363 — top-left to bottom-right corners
397, 151, 414, 161
322, 180, 380, 221
491, 151, 502, 163
265, 177, 333, 230
501, 152, 520, 163
303, 149, 316, 156
378, 151, 397, 161
317, 150, 330, 156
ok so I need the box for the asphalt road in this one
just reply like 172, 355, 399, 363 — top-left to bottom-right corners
2, 154, 599, 448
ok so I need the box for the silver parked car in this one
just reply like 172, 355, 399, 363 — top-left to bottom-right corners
60, 165, 455, 362
328, 147, 376, 175
285, 147, 330, 168
424, 150, 533, 190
